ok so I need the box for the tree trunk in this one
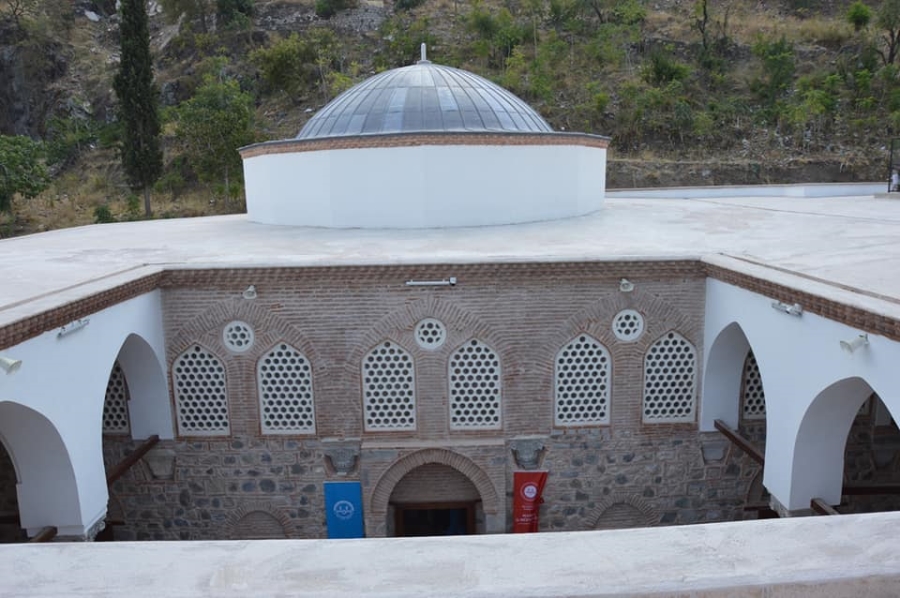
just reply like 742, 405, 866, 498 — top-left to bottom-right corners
143, 186, 152, 218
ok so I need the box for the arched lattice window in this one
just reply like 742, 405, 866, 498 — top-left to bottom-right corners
362, 341, 416, 431
642, 332, 697, 423
555, 334, 611, 425
103, 361, 131, 434
741, 350, 766, 420
449, 339, 501, 430
257, 343, 316, 434
173, 345, 229, 435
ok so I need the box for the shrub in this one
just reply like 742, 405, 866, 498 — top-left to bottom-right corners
395, 0, 425, 10
641, 50, 690, 86
847, 1, 872, 31
93, 204, 115, 224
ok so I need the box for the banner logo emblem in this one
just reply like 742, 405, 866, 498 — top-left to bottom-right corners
333, 500, 355, 520
521, 482, 539, 500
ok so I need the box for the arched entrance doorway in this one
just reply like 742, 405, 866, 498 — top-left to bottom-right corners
369, 448, 502, 537
389, 464, 482, 537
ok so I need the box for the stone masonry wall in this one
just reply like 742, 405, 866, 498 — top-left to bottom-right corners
103, 261, 769, 539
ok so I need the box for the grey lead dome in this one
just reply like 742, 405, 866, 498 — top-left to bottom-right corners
297, 62, 553, 139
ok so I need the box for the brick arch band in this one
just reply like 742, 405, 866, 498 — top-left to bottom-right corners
370, 449, 500, 515
585, 493, 657, 529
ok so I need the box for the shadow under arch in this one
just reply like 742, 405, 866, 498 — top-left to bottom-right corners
0, 401, 82, 537
789, 376, 875, 509
112, 332, 171, 439
701, 321, 759, 430
370, 449, 500, 518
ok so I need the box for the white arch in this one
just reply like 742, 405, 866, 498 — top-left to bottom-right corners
701, 322, 753, 430
0, 402, 82, 537
789, 377, 874, 508
113, 333, 172, 439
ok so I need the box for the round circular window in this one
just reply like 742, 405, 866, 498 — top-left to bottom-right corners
612, 309, 645, 342
223, 320, 255, 353
414, 318, 447, 350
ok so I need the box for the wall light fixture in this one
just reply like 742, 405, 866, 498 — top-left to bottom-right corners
57, 318, 90, 338
840, 334, 869, 353
771, 301, 803, 317
0, 356, 22, 374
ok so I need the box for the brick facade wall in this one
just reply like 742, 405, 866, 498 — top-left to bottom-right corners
104, 261, 768, 539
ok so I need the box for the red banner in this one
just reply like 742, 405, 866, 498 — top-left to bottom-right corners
512, 471, 548, 533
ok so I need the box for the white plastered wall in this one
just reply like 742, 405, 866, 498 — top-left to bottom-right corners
0, 290, 171, 537
703, 278, 900, 511
244, 144, 607, 228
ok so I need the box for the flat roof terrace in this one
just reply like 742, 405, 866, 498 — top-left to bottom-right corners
1, 184, 899, 331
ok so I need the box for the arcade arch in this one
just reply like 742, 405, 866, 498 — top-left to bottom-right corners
0, 402, 82, 538
790, 377, 877, 508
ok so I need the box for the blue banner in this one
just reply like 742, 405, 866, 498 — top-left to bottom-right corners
324, 481, 364, 538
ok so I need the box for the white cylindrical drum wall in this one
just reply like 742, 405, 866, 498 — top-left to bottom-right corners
243, 143, 607, 228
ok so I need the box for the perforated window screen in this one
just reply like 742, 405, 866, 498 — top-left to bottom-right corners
449, 339, 502, 429
103, 361, 130, 434
555, 335, 611, 425
173, 345, 230, 435
741, 350, 766, 420
362, 341, 416, 431
257, 343, 316, 434
415, 318, 447, 350
642, 332, 697, 423
223, 321, 255, 353
612, 309, 645, 342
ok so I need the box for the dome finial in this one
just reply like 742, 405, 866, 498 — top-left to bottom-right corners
418, 43, 431, 64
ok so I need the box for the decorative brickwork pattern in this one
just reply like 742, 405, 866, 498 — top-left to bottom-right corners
103, 362, 131, 434
612, 309, 645, 342
173, 345, 229, 435
449, 340, 501, 430
554, 335, 611, 426
239, 132, 611, 159
643, 332, 697, 423
223, 321, 254, 353
257, 343, 315, 434
362, 341, 416, 431
741, 351, 766, 420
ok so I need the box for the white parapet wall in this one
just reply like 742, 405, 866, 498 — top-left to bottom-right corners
3, 512, 900, 597
242, 141, 607, 228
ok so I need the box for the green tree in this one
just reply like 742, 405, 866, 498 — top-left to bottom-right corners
173, 71, 255, 199
114, 0, 163, 218
0, 0, 36, 30
751, 36, 795, 107
877, 0, 900, 64
216, 0, 253, 29
0, 135, 50, 214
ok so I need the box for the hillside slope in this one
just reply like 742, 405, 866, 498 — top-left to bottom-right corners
0, 0, 894, 235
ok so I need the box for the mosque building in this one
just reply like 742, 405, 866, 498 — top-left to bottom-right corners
1, 56, 900, 545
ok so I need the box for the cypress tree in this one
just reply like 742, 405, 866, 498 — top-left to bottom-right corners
114, 0, 163, 218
